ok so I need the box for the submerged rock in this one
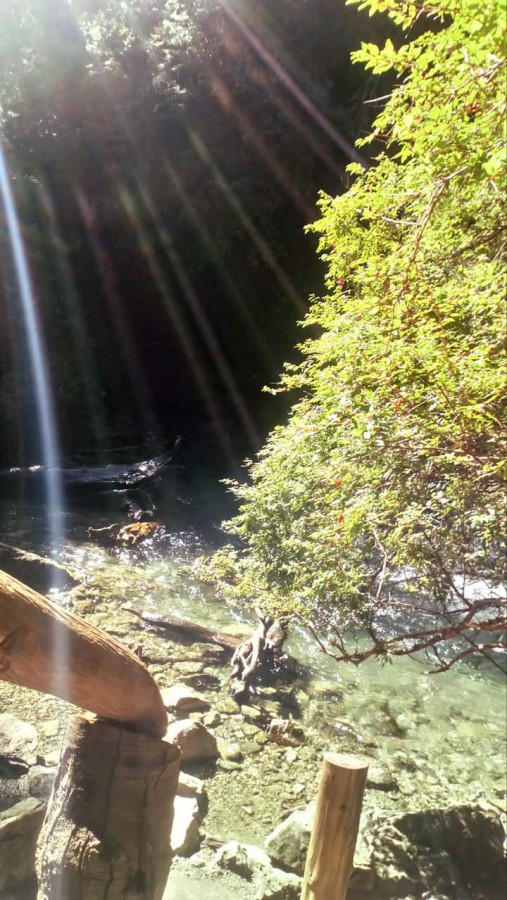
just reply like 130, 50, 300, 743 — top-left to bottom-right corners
266, 720, 305, 747
0, 543, 78, 593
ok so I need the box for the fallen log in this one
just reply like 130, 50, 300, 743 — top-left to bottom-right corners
122, 602, 242, 653
0, 441, 182, 500
0, 542, 79, 593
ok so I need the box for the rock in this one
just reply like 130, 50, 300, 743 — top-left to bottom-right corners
27, 766, 56, 800
202, 711, 222, 728
177, 772, 205, 802
165, 719, 219, 762
370, 803, 506, 897
254, 866, 302, 899
216, 839, 264, 878
0, 715, 38, 766
170, 796, 202, 857
216, 841, 301, 899
267, 720, 305, 747
266, 802, 372, 886
367, 762, 398, 792
265, 803, 315, 875
182, 673, 221, 692
216, 697, 240, 715
217, 759, 242, 771
161, 685, 210, 713
0, 797, 45, 887
240, 741, 263, 756
173, 662, 204, 675
219, 742, 243, 762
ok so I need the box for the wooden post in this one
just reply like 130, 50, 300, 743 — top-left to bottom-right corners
36, 715, 180, 900
301, 752, 369, 900
0, 570, 167, 737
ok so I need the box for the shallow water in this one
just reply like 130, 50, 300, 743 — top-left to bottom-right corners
0, 487, 505, 841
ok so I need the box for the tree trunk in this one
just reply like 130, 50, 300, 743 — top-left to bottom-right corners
0, 570, 167, 737
36, 714, 180, 900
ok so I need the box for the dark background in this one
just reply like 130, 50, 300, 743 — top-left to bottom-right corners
0, 0, 395, 472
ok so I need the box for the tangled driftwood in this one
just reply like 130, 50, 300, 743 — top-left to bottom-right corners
230, 609, 289, 704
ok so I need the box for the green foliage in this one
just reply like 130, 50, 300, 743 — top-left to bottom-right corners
203, 0, 507, 662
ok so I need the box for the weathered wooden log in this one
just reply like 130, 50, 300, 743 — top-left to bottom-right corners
0, 542, 79, 593
122, 602, 242, 653
36, 714, 180, 900
0, 570, 167, 737
230, 612, 289, 703
301, 752, 369, 900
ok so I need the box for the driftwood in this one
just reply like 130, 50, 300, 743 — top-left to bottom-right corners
0, 570, 167, 738
0, 542, 79, 593
36, 715, 180, 900
122, 602, 242, 653
230, 611, 289, 704
0, 441, 181, 499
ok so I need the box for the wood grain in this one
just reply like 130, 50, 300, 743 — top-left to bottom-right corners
301, 752, 369, 900
0, 569, 167, 737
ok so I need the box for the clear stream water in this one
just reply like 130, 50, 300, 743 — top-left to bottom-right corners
0, 479, 505, 858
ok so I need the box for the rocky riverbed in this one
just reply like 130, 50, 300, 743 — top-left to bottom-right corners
0, 514, 505, 898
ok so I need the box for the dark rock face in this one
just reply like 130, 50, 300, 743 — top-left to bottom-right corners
370, 804, 506, 899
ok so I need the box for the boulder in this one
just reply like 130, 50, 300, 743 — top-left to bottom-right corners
265, 803, 315, 875
265, 801, 372, 885
0, 797, 45, 887
165, 719, 219, 762
0, 715, 38, 766
170, 796, 202, 857
161, 685, 210, 713
370, 803, 506, 897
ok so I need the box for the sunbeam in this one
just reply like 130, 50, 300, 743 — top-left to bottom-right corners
188, 128, 307, 315
117, 180, 239, 462
218, 0, 368, 169
0, 144, 64, 561
37, 181, 111, 458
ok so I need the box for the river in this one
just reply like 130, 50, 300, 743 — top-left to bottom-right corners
0, 476, 505, 866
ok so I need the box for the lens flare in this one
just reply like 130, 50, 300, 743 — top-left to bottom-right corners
0, 144, 64, 565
